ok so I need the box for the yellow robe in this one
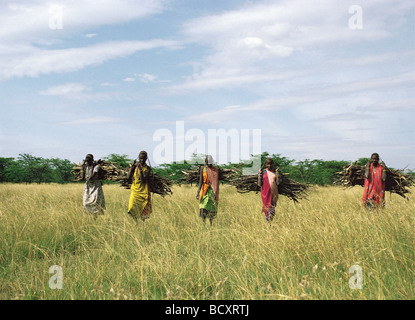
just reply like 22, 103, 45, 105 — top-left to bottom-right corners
128, 165, 152, 221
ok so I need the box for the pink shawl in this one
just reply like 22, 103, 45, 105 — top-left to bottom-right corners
261, 170, 278, 214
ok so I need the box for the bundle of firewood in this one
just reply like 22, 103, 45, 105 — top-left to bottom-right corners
179, 166, 241, 184
118, 171, 173, 197
148, 173, 173, 197
333, 163, 365, 187
334, 163, 415, 198
178, 168, 199, 184
230, 173, 312, 203
72, 160, 128, 182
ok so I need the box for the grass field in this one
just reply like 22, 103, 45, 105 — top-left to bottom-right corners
0, 183, 414, 300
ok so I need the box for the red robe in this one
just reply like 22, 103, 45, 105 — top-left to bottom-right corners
362, 163, 385, 207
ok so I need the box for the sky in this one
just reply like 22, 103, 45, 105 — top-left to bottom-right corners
0, 0, 414, 169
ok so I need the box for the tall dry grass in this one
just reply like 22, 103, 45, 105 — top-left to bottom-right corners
0, 182, 414, 300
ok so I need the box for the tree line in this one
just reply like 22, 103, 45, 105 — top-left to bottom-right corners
0, 152, 376, 186
0, 154, 74, 184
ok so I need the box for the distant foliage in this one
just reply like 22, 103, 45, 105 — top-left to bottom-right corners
355, 158, 371, 166
258, 152, 350, 186
0, 158, 14, 182
0, 152, 396, 186
0, 154, 74, 184
103, 154, 132, 169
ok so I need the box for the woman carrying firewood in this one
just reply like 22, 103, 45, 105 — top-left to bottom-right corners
82, 154, 106, 217
196, 155, 220, 226
258, 158, 280, 222
362, 153, 387, 209
127, 151, 152, 222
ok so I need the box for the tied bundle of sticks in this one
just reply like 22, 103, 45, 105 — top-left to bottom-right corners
179, 166, 241, 184
119, 168, 173, 198
148, 173, 173, 197
334, 163, 415, 198
230, 173, 312, 203
72, 160, 129, 182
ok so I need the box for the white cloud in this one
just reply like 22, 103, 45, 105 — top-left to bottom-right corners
39, 82, 123, 101
309, 71, 415, 97
123, 77, 136, 82
174, 0, 414, 91
182, 67, 415, 152
40, 83, 89, 96
136, 73, 158, 83
0, 39, 180, 80
168, 69, 301, 93
0, 0, 177, 81
61, 116, 124, 125
181, 69, 414, 127
0, 0, 166, 43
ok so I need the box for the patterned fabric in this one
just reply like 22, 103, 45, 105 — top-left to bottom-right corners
199, 186, 218, 211
128, 165, 152, 221
83, 164, 105, 215
199, 167, 219, 220
261, 169, 279, 221
199, 166, 219, 201
362, 163, 385, 208
199, 167, 210, 201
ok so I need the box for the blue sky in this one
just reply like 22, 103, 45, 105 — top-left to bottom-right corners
0, 0, 414, 169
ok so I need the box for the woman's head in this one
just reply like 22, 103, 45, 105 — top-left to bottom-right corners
265, 158, 274, 171
370, 153, 380, 166
205, 155, 214, 167
138, 151, 148, 165
85, 154, 94, 165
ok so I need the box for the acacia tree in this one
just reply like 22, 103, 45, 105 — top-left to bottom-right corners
50, 158, 74, 183
17, 153, 36, 183
104, 154, 132, 169
16, 154, 53, 184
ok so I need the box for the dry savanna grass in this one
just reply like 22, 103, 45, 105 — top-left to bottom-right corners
0, 182, 414, 300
